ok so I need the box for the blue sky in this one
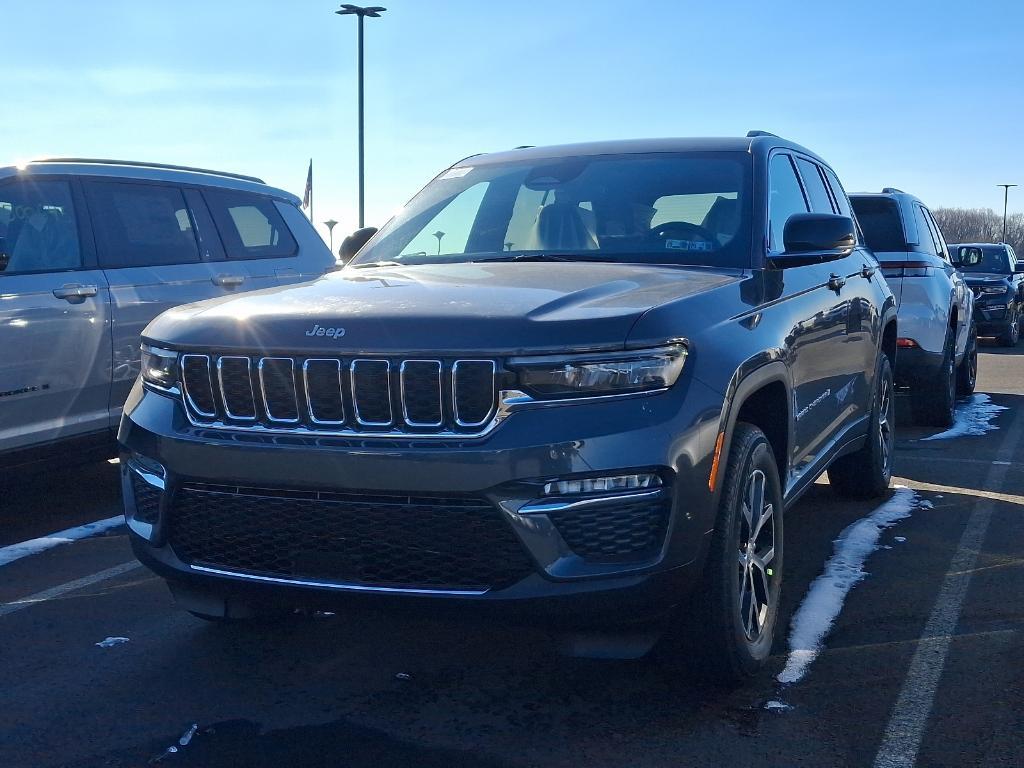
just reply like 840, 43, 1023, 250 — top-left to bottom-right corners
3, 0, 1022, 243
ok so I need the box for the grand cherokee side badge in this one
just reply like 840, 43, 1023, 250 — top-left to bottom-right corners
305, 323, 346, 339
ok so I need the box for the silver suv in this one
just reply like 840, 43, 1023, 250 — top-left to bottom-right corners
0, 159, 334, 468
850, 188, 975, 427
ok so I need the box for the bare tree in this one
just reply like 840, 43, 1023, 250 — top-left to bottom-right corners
932, 207, 1024, 253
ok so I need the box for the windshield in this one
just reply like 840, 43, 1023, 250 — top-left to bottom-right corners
352, 151, 752, 268
954, 245, 1013, 274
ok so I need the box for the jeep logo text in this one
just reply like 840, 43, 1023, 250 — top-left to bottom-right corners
305, 323, 346, 339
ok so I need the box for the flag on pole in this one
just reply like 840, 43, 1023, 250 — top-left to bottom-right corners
302, 159, 313, 215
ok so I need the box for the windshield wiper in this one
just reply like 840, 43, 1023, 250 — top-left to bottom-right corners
473, 253, 615, 264
350, 260, 405, 269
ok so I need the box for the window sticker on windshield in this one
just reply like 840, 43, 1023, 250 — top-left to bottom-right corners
440, 167, 472, 180
666, 239, 713, 252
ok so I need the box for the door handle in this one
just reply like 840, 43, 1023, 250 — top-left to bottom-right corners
212, 274, 245, 288
827, 273, 846, 292
861, 264, 876, 279
52, 284, 98, 301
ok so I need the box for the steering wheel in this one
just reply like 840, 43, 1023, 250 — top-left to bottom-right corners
649, 221, 717, 247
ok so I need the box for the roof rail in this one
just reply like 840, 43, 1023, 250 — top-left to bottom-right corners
513, 145, 534, 150
746, 130, 779, 138
881, 187, 905, 194
28, 157, 265, 184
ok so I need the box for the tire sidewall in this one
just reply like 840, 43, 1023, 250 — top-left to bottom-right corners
871, 354, 895, 489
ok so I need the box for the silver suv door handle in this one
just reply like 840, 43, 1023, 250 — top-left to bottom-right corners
861, 264, 876, 279
52, 284, 98, 300
827, 273, 847, 291
212, 274, 245, 288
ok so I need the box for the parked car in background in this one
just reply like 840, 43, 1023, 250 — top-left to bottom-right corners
850, 189, 975, 427
120, 134, 897, 682
948, 243, 1024, 347
0, 159, 334, 468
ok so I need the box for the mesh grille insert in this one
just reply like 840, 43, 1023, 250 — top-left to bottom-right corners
550, 497, 670, 562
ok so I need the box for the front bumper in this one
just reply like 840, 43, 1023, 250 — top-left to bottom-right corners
974, 302, 1013, 336
118, 375, 723, 626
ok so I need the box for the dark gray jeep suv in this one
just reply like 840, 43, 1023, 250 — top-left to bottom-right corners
119, 134, 897, 680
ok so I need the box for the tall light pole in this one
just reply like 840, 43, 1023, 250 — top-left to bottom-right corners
998, 184, 1017, 244
324, 219, 339, 253
336, 4, 386, 229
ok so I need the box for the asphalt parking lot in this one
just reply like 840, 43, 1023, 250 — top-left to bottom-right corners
2, 345, 1023, 768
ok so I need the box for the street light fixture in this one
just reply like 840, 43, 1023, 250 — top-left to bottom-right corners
324, 219, 339, 253
998, 184, 1017, 244
336, 4, 386, 230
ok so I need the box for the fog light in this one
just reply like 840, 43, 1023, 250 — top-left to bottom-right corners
130, 451, 165, 480
543, 473, 662, 496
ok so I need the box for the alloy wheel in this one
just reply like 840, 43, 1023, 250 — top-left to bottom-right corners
737, 469, 775, 641
878, 372, 894, 475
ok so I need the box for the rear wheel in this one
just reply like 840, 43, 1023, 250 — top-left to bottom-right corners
956, 322, 978, 397
998, 310, 1019, 347
661, 424, 783, 683
829, 353, 894, 499
911, 326, 956, 428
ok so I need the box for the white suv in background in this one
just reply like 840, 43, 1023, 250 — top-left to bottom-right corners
850, 189, 975, 427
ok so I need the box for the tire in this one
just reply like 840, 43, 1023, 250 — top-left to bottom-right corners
956, 322, 978, 397
829, 353, 895, 499
661, 423, 783, 683
910, 325, 956, 428
998, 310, 1019, 347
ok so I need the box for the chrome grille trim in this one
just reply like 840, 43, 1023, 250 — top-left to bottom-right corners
453, 359, 498, 427
350, 359, 393, 426
180, 354, 216, 418
217, 356, 257, 421
303, 358, 345, 425
258, 357, 300, 423
400, 359, 444, 427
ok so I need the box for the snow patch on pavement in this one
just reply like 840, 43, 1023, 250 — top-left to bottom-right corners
0, 516, 125, 567
95, 637, 130, 648
921, 394, 1006, 441
778, 487, 921, 685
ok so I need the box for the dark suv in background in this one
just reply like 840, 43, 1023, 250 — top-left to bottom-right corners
120, 133, 896, 681
950, 242, 1024, 346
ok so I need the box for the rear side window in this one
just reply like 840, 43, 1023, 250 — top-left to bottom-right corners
912, 205, 940, 255
768, 154, 809, 253
821, 167, 853, 219
205, 190, 297, 260
0, 179, 82, 274
795, 158, 834, 214
87, 182, 201, 268
850, 197, 906, 253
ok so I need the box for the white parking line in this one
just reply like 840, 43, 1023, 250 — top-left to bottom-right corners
0, 561, 143, 618
0, 515, 125, 568
873, 403, 1024, 768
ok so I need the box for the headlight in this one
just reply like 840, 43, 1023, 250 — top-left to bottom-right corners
141, 345, 179, 390
980, 284, 1009, 295
509, 344, 686, 398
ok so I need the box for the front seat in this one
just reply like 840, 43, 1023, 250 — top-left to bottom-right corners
701, 195, 739, 245
524, 202, 599, 251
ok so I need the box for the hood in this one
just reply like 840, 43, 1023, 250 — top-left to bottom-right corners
144, 261, 741, 355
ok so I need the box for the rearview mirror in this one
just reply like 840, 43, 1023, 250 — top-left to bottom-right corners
782, 213, 855, 256
338, 226, 378, 264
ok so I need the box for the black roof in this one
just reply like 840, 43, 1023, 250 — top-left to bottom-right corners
463, 135, 827, 167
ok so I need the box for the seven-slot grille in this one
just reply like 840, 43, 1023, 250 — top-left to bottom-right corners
180, 354, 497, 434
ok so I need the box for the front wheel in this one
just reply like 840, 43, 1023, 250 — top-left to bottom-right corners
663, 423, 783, 683
829, 353, 894, 499
998, 311, 1019, 347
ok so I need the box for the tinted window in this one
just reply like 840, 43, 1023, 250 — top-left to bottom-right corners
954, 245, 1012, 274
822, 167, 853, 218
850, 197, 906, 252
768, 154, 808, 253
205, 191, 297, 260
88, 182, 200, 268
913, 205, 939, 256
795, 158, 834, 214
922, 208, 949, 261
0, 180, 81, 274
353, 152, 752, 268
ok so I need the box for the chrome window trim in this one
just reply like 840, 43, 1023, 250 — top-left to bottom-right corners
452, 359, 497, 428
217, 356, 257, 421
303, 358, 345, 425
189, 564, 488, 596
350, 359, 393, 426
180, 354, 216, 418
258, 357, 300, 424
400, 359, 443, 427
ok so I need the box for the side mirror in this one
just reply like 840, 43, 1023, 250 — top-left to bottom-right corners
957, 246, 983, 268
782, 213, 856, 256
338, 227, 378, 264
1014, 264, 1024, 274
